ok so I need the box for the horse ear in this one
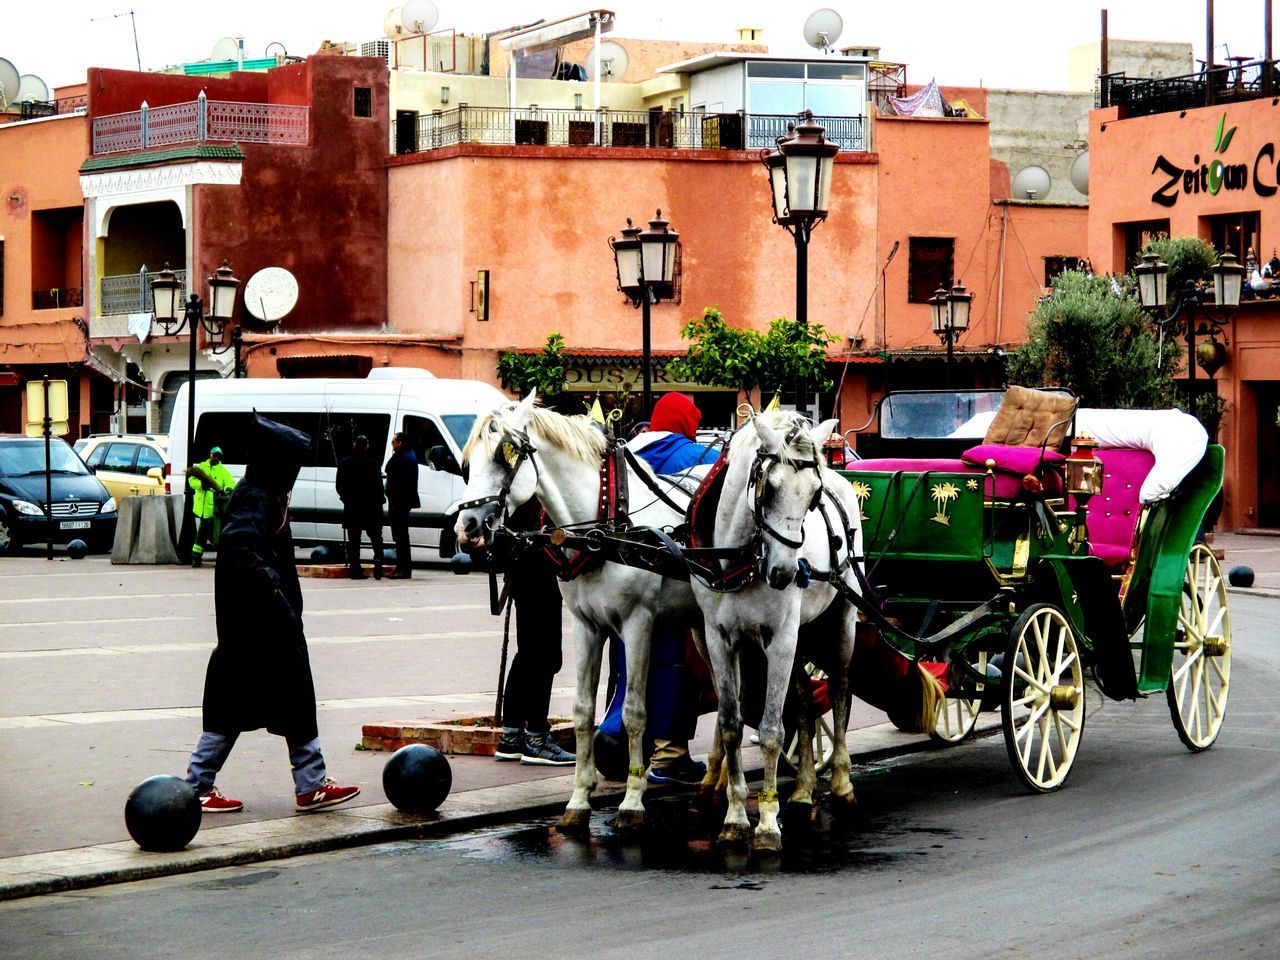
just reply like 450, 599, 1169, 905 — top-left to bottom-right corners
753, 415, 782, 454
512, 390, 537, 428
810, 419, 839, 453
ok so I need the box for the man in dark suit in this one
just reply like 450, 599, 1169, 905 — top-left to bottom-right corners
336, 435, 385, 580
384, 431, 419, 579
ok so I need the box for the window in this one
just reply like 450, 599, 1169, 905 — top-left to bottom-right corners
1205, 211, 1261, 264
1044, 256, 1086, 286
315, 412, 391, 468
136, 446, 165, 473
193, 411, 320, 467
908, 237, 955, 303
353, 86, 373, 118
1119, 218, 1170, 271
102, 444, 137, 472
83, 444, 108, 469
403, 415, 458, 473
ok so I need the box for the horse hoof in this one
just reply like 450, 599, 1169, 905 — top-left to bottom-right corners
557, 809, 591, 834
826, 790, 859, 820
753, 829, 783, 854
614, 808, 645, 833
717, 822, 753, 847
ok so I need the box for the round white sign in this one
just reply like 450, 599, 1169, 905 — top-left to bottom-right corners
244, 267, 299, 324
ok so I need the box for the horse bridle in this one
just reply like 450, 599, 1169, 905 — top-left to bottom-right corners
748, 423, 823, 551
455, 428, 539, 528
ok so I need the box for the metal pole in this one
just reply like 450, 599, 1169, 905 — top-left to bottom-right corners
1101, 9, 1109, 76
1187, 296, 1197, 406
179, 298, 199, 563
641, 291, 653, 420
945, 327, 955, 389
1207, 0, 1216, 106
795, 223, 809, 419
43, 375, 53, 561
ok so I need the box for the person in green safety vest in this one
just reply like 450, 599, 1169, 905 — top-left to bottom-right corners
189, 446, 236, 568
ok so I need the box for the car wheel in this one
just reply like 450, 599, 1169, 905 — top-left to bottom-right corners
0, 514, 17, 557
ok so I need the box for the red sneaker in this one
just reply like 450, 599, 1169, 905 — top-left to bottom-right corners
296, 778, 361, 812
199, 787, 244, 813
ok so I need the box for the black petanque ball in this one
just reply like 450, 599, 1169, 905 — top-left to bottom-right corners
449, 551, 473, 575
66, 539, 88, 560
592, 728, 629, 782
1228, 565, 1255, 588
124, 775, 202, 852
382, 744, 452, 814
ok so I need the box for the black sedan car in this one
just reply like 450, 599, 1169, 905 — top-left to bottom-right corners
0, 436, 118, 555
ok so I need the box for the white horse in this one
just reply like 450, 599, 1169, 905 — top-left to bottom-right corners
454, 393, 701, 832
692, 411, 863, 851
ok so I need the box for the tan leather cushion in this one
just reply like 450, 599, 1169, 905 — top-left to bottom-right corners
983, 386, 1078, 449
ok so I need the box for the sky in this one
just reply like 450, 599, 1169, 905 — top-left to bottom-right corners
1, 0, 1268, 93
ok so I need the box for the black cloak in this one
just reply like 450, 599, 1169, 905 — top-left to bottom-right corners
201, 412, 318, 741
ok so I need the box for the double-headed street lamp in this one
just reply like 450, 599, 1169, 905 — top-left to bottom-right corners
150, 260, 240, 560
762, 109, 840, 418
610, 210, 679, 420
1134, 250, 1243, 390
928, 282, 973, 387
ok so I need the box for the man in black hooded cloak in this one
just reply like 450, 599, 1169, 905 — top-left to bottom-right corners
183, 412, 361, 814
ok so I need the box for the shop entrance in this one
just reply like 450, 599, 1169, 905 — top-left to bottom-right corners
1256, 383, 1280, 527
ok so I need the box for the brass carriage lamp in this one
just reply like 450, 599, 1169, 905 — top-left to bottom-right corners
1065, 436, 1103, 548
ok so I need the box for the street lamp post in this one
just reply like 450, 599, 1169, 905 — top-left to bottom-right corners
928, 283, 973, 387
150, 259, 241, 561
610, 210, 679, 421
1135, 250, 1243, 395
761, 109, 840, 419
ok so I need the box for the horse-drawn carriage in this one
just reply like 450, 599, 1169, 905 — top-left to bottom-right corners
455, 383, 1230, 848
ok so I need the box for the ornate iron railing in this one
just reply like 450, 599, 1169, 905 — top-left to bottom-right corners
100, 268, 186, 316
1097, 59, 1278, 116
394, 106, 867, 155
91, 94, 309, 155
32, 288, 84, 310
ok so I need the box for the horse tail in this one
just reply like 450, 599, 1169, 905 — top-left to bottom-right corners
914, 662, 945, 734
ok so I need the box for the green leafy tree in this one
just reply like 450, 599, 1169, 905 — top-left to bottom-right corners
497, 332, 568, 398
1140, 235, 1218, 298
1005, 270, 1180, 409
758, 316, 836, 400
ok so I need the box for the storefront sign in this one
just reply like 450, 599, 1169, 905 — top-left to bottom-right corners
1150, 116, 1278, 207
563, 362, 714, 391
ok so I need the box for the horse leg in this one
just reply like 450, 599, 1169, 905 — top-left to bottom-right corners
824, 607, 859, 810
754, 622, 799, 854
698, 715, 726, 805
614, 611, 654, 832
786, 657, 819, 812
708, 631, 751, 846
558, 619, 605, 834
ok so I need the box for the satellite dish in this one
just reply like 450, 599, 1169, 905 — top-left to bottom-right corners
1012, 165, 1052, 200
244, 267, 299, 325
211, 37, 240, 61
1069, 151, 1089, 196
400, 0, 439, 35
384, 7, 405, 37
15, 74, 50, 104
802, 9, 844, 52
586, 40, 629, 81
0, 58, 19, 107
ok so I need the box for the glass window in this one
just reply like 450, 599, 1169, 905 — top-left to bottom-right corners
136, 446, 165, 472
83, 444, 108, 469
354, 87, 372, 118
805, 83, 859, 116
1120, 219, 1170, 271
102, 444, 137, 472
749, 81, 804, 115
807, 63, 863, 81
748, 62, 804, 79
316, 413, 391, 469
0, 439, 90, 477
193, 412, 320, 467
441, 414, 477, 450
908, 237, 956, 303
1205, 211, 1261, 265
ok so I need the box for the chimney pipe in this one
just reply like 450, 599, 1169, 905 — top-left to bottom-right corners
1100, 8, 1109, 76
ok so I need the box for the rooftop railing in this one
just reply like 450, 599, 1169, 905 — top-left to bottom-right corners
100, 268, 186, 317
393, 105, 867, 155
91, 92, 309, 156
16, 95, 88, 120
1097, 58, 1278, 117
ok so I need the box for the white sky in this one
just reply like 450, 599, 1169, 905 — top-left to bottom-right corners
2, 0, 1268, 93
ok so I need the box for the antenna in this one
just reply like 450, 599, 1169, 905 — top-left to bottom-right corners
90, 10, 142, 71
586, 40, 629, 80
400, 0, 439, 35
1012, 165, 1052, 200
0, 58, 19, 109
211, 37, 240, 62
802, 8, 844, 54
15, 74, 51, 104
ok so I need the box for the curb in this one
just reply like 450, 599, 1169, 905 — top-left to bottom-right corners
0, 719, 995, 902
1226, 585, 1280, 600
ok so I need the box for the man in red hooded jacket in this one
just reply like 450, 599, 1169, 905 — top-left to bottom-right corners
627, 391, 719, 474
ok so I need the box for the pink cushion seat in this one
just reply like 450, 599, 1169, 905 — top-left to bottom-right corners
1081, 447, 1155, 570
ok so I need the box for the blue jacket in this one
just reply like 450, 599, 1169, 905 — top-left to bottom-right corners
630, 433, 718, 474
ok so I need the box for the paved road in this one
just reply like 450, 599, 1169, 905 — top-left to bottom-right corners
2, 594, 1275, 959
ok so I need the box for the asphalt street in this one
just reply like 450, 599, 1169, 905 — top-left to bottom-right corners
1, 595, 1275, 959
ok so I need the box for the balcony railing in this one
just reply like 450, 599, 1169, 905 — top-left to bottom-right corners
17, 95, 88, 120
32, 288, 84, 310
1097, 59, 1278, 117
91, 92, 309, 156
100, 268, 185, 316
393, 106, 867, 155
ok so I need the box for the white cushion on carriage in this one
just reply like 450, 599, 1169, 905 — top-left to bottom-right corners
1074, 408, 1207, 504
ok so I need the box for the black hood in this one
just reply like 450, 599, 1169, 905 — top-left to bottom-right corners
243, 412, 311, 494
1, 472, 110, 506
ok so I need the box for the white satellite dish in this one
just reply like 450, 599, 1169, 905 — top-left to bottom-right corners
802, 8, 844, 53
0, 58, 19, 107
400, 0, 439, 35
1069, 151, 1089, 197
1011, 165, 1052, 200
384, 7, 405, 37
15, 74, 50, 104
586, 40, 629, 81
244, 267, 299, 325
211, 37, 240, 62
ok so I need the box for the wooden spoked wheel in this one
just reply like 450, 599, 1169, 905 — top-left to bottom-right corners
1001, 604, 1086, 793
1167, 543, 1231, 751
782, 665, 837, 775
929, 651, 986, 744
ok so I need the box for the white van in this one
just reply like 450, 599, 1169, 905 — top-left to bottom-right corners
168, 371, 506, 558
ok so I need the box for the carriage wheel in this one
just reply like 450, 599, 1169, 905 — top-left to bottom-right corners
781, 665, 836, 775
930, 651, 987, 744
1167, 543, 1232, 752
1001, 603, 1086, 793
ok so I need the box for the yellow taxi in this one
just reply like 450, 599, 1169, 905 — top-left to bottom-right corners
74, 435, 169, 500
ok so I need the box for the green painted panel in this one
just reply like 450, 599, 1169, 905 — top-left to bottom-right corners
840, 470, 986, 563
182, 59, 278, 75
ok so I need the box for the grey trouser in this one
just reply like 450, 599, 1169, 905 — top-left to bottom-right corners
186, 731, 327, 796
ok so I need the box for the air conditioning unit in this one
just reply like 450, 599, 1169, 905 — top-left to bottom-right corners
360, 40, 391, 65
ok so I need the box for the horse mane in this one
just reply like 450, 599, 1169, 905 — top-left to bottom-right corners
463, 402, 607, 467
728, 410, 820, 467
